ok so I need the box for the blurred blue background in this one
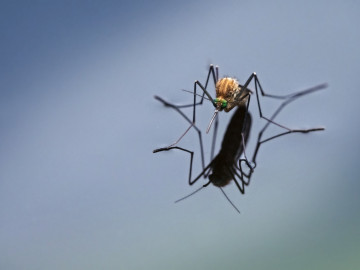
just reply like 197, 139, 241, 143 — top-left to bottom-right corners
1, 0, 359, 269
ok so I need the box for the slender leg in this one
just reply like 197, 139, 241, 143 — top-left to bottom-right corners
153, 65, 219, 168
210, 112, 219, 161
236, 79, 327, 186
253, 75, 327, 132
229, 166, 245, 194
237, 158, 255, 185
237, 95, 254, 169
153, 95, 206, 169
172, 64, 218, 109
154, 145, 212, 187
152, 81, 209, 167
219, 187, 240, 213
238, 130, 255, 181
247, 81, 327, 172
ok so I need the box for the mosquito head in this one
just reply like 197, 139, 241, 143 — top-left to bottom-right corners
215, 77, 251, 112
206, 77, 251, 133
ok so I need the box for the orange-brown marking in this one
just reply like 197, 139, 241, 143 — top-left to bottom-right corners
215, 77, 250, 112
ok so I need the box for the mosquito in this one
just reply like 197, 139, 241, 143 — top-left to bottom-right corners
153, 65, 326, 212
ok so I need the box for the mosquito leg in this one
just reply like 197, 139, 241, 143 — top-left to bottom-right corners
203, 179, 211, 187
153, 146, 194, 184
237, 158, 255, 182
153, 65, 219, 167
219, 187, 240, 213
255, 75, 327, 100
210, 112, 219, 160
237, 96, 253, 167
174, 166, 212, 204
175, 64, 218, 108
205, 64, 218, 98
200, 64, 217, 102
191, 164, 212, 185
255, 82, 326, 142
227, 167, 245, 194
243, 75, 327, 166
249, 102, 325, 166
252, 75, 327, 133
175, 186, 205, 203
153, 145, 212, 187
152, 82, 210, 167
215, 65, 219, 81
238, 131, 255, 181
153, 93, 206, 168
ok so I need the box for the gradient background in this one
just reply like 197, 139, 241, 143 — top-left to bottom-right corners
1, 0, 359, 269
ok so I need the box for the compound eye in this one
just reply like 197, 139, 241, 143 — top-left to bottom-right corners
213, 98, 228, 108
